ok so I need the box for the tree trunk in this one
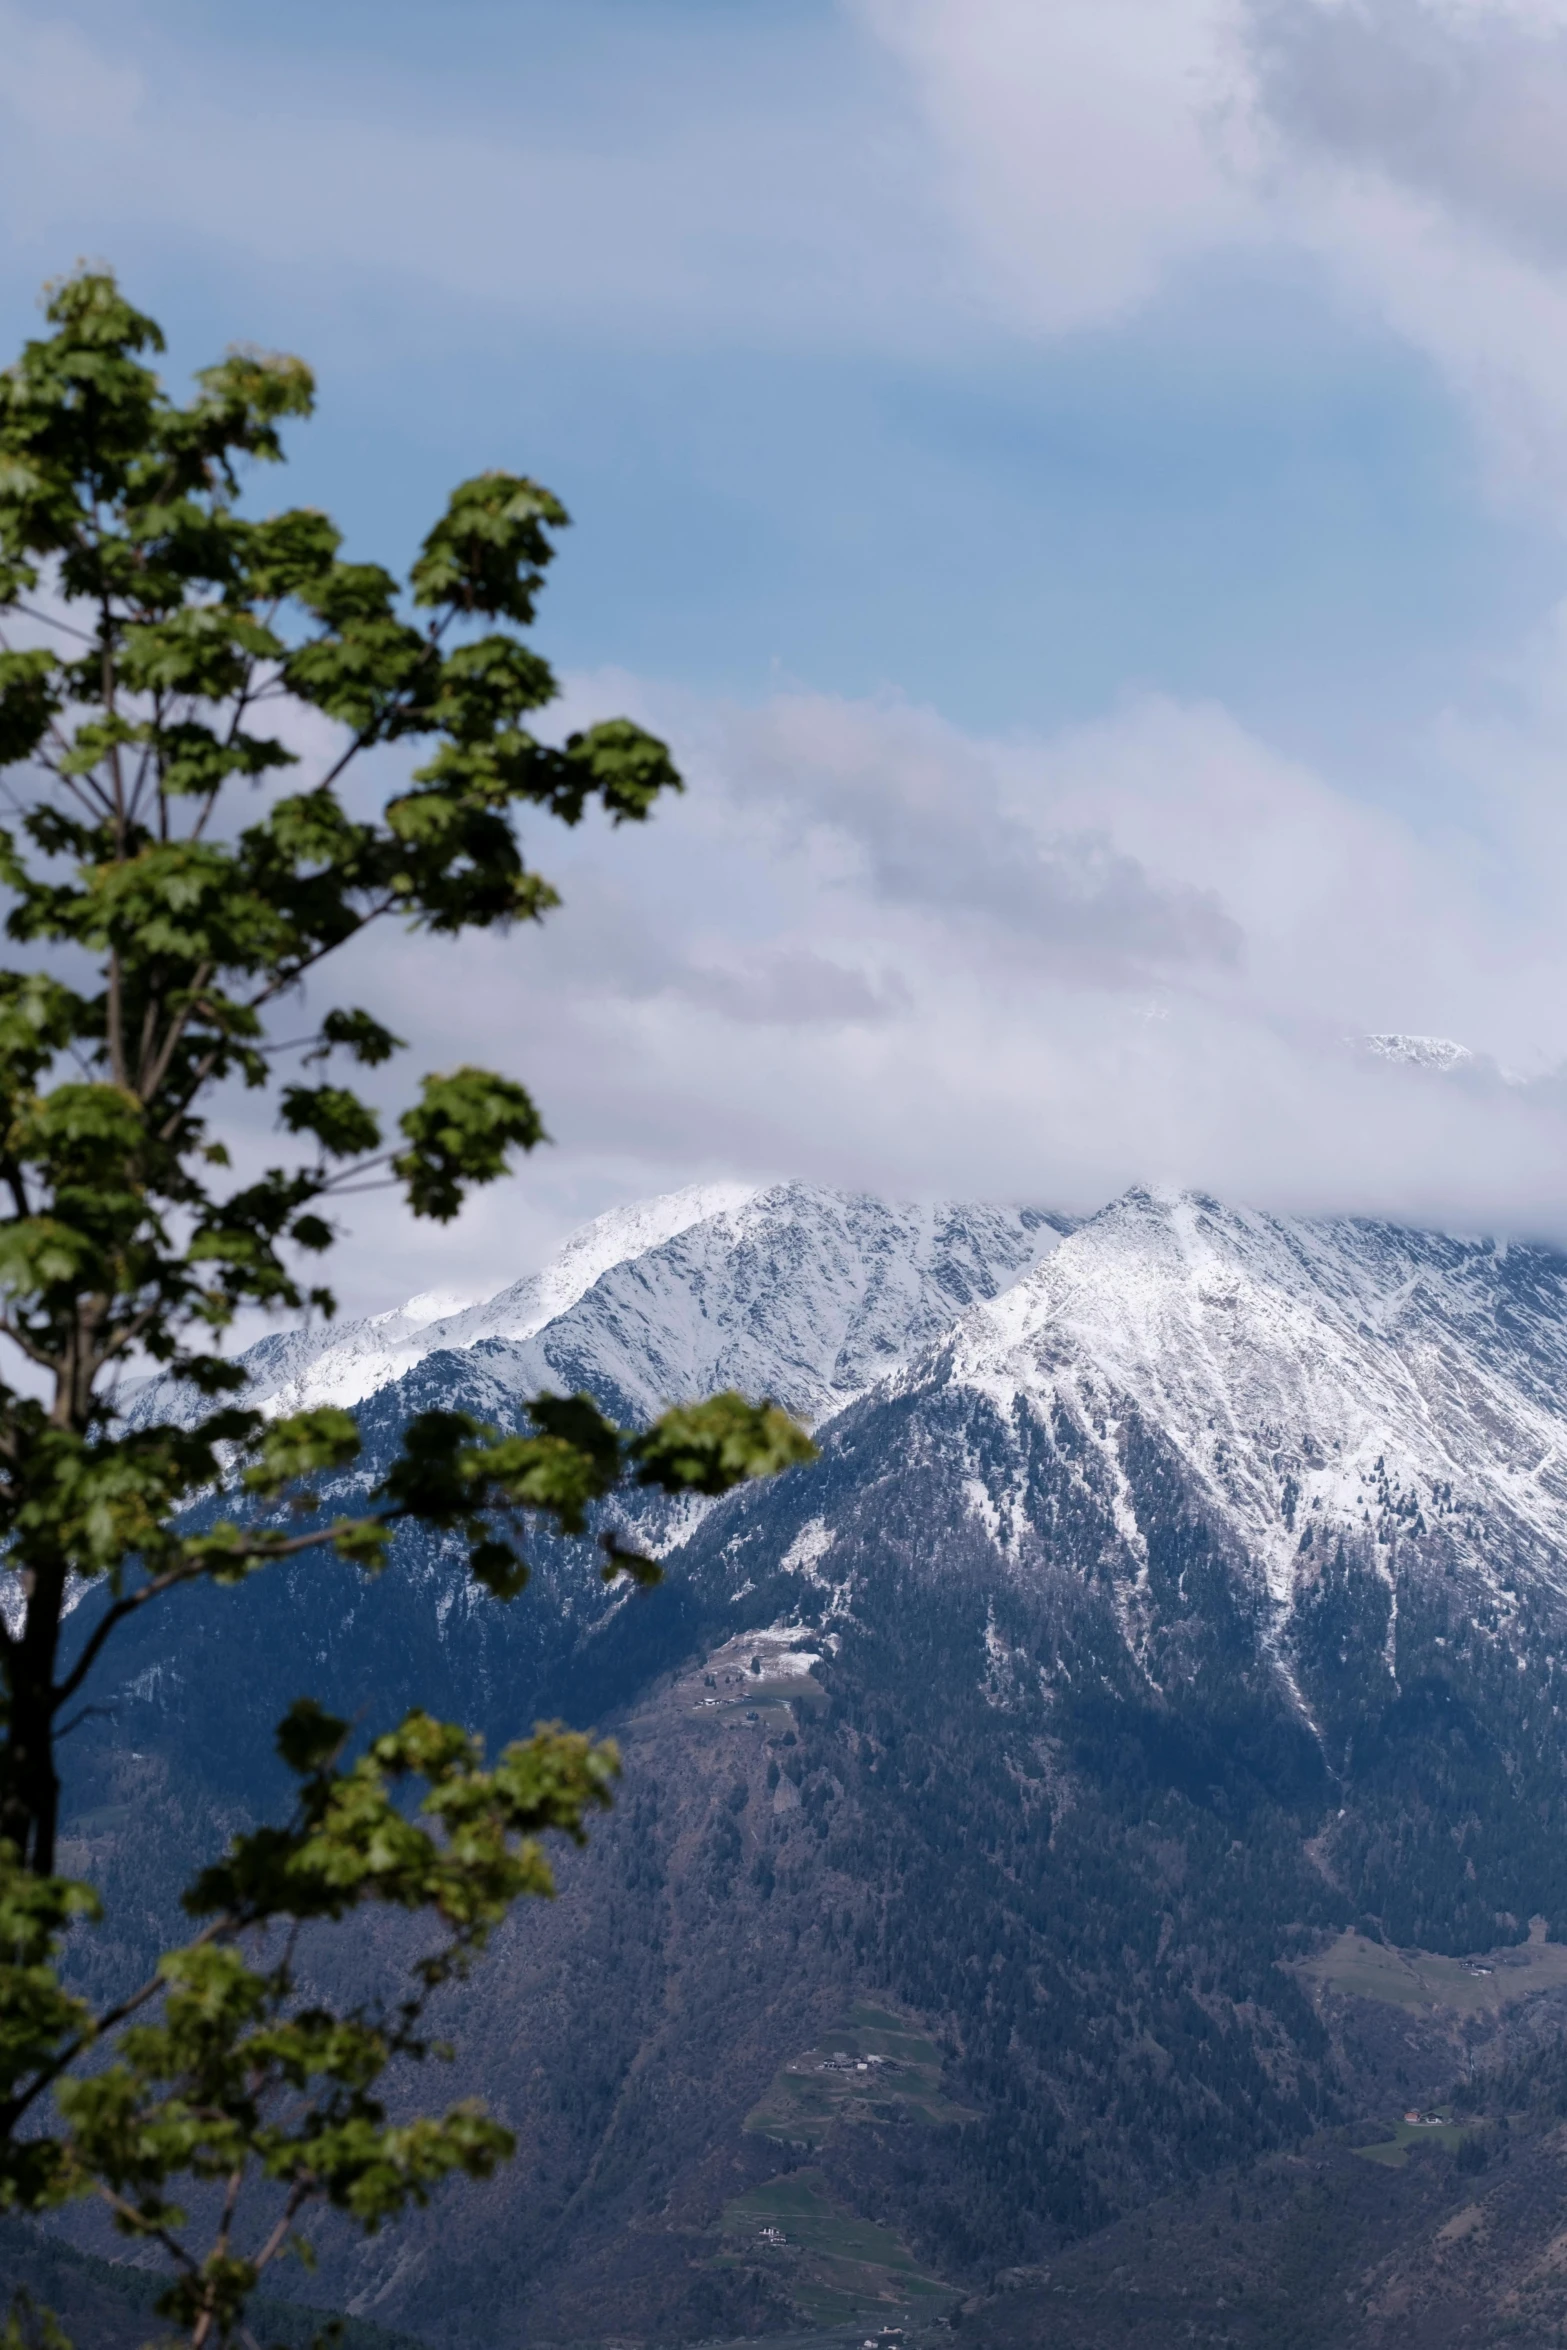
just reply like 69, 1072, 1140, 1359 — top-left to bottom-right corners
2, 1571, 64, 1874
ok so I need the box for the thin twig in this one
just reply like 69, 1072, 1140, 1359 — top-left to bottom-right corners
249, 2179, 313, 2278
95, 2185, 198, 2277
7, 601, 97, 644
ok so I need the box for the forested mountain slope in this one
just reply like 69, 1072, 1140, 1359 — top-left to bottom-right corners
56, 1183, 1567, 2348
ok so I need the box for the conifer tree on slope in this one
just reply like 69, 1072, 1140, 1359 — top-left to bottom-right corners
0, 271, 812, 2349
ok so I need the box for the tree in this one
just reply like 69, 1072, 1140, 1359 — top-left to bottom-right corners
0, 270, 812, 2347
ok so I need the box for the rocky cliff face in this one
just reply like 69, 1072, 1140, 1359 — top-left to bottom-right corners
60, 1181, 1567, 2347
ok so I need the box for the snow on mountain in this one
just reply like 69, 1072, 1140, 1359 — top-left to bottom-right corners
158, 1171, 1567, 1671
428, 1183, 763, 1357
1359, 1032, 1474, 1073
215, 1182, 1072, 1428
485, 1183, 1071, 1427
932, 1185, 1567, 1615
229, 1182, 758, 1418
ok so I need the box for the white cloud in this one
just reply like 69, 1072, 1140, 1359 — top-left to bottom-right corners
9, 634, 1567, 1320
1247, 0, 1567, 264
856, 0, 1567, 509
670, 947, 908, 1028
255, 655, 1567, 1318
10, 0, 1567, 1317
701, 689, 1242, 978
853, 0, 1255, 332
1241, 0, 1567, 503
12, 0, 1567, 507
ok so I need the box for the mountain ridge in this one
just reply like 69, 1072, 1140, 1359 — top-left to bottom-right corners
144, 1179, 1075, 1433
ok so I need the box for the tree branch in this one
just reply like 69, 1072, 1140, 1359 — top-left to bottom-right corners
140, 961, 214, 1102
0, 1916, 229, 2134
248, 2178, 313, 2279
5, 601, 96, 645
96, 2184, 201, 2280
51, 1511, 402, 1710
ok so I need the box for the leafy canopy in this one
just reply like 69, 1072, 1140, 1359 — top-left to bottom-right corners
0, 270, 813, 2348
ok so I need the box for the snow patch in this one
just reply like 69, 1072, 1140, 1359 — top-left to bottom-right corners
965, 1478, 1001, 1542
781, 1518, 834, 1576
707, 1623, 823, 1680
377, 1288, 476, 1333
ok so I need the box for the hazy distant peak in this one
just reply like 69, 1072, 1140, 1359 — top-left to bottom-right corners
1358, 1032, 1474, 1072
371, 1288, 476, 1333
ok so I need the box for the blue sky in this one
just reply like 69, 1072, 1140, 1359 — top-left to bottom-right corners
8, 0, 1567, 1300
7, 0, 1554, 756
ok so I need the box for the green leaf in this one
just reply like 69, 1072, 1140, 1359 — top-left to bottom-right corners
409, 473, 568, 623
241, 1409, 361, 1500
0, 650, 58, 766
394, 1068, 544, 1221
314, 1008, 403, 1068
558, 717, 684, 826
279, 1085, 382, 1160
430, 636, 558, 739
631, 1393, 817, 1495
275, 1698, 350, 1778
599, 1534, 662, 1588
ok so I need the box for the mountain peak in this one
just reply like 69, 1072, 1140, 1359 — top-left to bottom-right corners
417, 1179, 763, 1355
938, 1185, 1567, 1612
1359, 1031, 1473, 1072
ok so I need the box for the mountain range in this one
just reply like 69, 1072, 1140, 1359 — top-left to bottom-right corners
48, 1178, 1567, 2350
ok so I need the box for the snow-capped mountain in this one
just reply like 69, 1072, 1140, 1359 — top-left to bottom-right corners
74, 1178, 1567, 2343
229, 1181, 757, 1416
936, 1185, 1567, 1611
640, 1182, 1567, 1770
207, 1181, 1074, 1428
160, 1174, 1567, 1663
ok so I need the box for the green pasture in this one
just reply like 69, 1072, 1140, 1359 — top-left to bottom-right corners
744, 2005, 976, 2146
1295, 1926, 1567, 2015
1352, 2116, 1468, 2168
719, 2169, 954, 2324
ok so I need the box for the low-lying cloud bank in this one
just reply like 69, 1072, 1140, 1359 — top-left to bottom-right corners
292, 655, 1567, 1311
